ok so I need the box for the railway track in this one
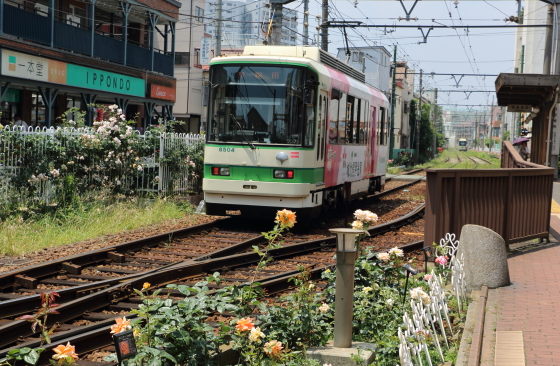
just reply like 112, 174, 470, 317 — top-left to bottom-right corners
0, 178, 423, 316
0, 204, 426, 365
0, 181, 425, 364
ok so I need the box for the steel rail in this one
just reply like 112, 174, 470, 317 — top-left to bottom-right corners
0, 201, 425, 350
0, 218, 230, 289
0, 180, 423, 319
3, 236, 426, 366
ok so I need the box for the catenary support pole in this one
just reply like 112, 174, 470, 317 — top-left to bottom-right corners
432, 88, 438, 158
389, 45, 397, 160
544, 5, 554, 74
415, 69, 422, 163
271, 2, 283, 45
303, 0, 309, 45
489, 97, 494, 153
321, 0, 328, 51
215, 0, 222, 56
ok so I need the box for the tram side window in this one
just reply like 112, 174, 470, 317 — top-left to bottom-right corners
321, 96, 327, 159
355, 99, 362, 144
338, 92, 347, 144
317, 97, 322, 160
359, 100, 366, 145
379, 107, 387, 145
329, 89, 340, 144
345, 96, 355, 144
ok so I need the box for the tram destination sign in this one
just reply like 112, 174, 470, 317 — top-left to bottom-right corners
1, 49, 145, 97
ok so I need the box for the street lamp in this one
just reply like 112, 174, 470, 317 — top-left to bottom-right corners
401, 263, 419, 305
329, 228, 365, 348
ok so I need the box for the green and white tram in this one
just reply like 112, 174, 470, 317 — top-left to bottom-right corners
203, 46, 390, 220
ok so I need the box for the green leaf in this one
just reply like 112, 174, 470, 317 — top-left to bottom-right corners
103, 354, 118, 362
22, 349, 40, 365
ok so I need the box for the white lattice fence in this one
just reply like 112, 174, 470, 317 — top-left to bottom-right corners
398, 233, 467, 366
0, 126, 203, 202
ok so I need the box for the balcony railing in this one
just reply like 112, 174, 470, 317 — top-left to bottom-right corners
2, 3, 174, 76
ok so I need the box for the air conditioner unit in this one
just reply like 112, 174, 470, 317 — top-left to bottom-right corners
34, 3, 48, 16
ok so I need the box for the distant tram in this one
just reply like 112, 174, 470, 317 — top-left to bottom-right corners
458, 138, 468, 151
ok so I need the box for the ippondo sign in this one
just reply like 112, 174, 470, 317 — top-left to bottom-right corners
149, 84, 176, 102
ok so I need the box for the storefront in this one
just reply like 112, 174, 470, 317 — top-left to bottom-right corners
0, 48, 175, 129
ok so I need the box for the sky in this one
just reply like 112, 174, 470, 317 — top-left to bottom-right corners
284, 0, 542, 111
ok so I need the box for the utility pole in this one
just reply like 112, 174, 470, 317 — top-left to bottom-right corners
431, 88, 438, 158
488, 97, 494, 152
303, 0, 309, 45
321, 0, 328, 51
271, 2, 283, 45
544, 5, 554, 74
554, 1, 560, 73
474, 110, 478, 149
215, 0, 222, 56
415, 69, 423, 163
389, 45, 397, 160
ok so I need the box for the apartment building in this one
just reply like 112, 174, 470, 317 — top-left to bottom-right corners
0, 0, 180, 129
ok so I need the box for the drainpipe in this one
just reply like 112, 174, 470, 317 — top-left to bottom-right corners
546, 86, 558, 168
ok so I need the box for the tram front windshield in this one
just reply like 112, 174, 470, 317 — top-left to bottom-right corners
459, 140, 467, 146
207, 65, 315, 146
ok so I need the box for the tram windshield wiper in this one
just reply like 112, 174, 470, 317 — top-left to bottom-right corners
230, 114, 256, 150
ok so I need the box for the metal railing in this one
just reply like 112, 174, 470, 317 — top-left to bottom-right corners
2, 3, 173, 76
501, 140, 541, 168
424, 160, 553, 246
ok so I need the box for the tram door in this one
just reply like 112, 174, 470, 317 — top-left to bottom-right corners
316, 91, 328, 165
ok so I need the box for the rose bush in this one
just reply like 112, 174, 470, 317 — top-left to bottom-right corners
0, 106, 204, 218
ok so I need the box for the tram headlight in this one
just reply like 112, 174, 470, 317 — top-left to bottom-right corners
212, 167, 230, 176
274, 169, 294, 179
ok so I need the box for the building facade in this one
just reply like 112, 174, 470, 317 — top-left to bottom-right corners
335, 46, 391, 95
390, 61, 414, 149
204, 0, 298, 48
0, 0, 180, 129
172, 0, 206, 133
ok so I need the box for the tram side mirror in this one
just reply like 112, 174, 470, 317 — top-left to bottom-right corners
304, 88, 313, 105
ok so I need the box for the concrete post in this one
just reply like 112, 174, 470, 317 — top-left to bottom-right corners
271, 2, 283, 45
333, 251, 356, 348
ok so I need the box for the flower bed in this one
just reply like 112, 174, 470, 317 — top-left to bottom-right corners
0, 106, 204, 218
5, 212, 468, 366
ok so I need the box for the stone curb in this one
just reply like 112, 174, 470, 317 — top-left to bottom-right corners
468, 285, 488, 366
456, 290, 479, 366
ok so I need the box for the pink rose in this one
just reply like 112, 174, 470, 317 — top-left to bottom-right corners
435, 256, 448, 266
424, 274, 432, 281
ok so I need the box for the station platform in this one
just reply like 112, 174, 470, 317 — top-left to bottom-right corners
385, 173, 426, 181
468, 181, 560, 365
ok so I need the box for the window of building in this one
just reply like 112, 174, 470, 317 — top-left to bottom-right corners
352, 52, 364, 63
195, 6, 204, 22
175, 52, 190, 66
30, 93, 55, 127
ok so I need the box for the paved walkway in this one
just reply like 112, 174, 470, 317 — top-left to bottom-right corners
479, 191, 560, 365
